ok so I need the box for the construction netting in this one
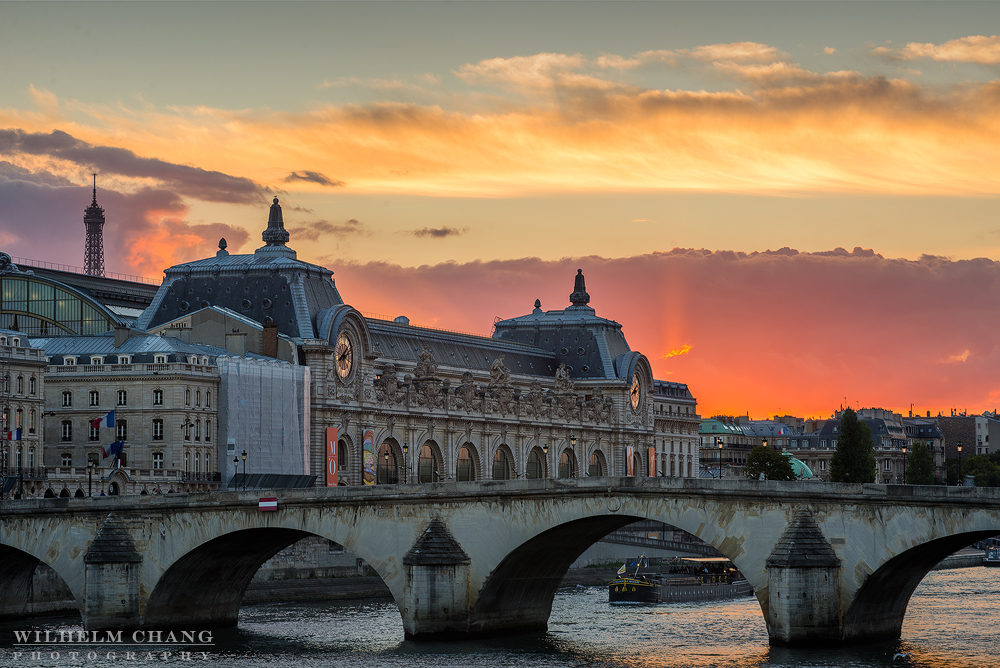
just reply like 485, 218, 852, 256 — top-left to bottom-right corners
216, 356, 310, 487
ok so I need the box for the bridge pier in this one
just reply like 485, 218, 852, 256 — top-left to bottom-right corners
83, 514, 143, 631
401, 518, 473, 638
764, 510, 842, 646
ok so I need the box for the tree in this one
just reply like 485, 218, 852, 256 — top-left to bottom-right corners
905, 442, 934, 485
829, 408, 877, 483
744, 444, 797, 481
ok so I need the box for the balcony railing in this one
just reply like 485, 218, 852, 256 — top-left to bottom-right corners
0, 467, 48, 480
47, 363, 217, 375
179, 471, 222, 482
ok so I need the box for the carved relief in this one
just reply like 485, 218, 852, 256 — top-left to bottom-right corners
374, 364, 403, 405
453, 372, 479, 413
522, 381, 550, 419
414, 377, 444, 409
414, 347, 438, 379
489, 355, 511, 386
553, 393, 580, 421
585, 386, 613, 424
553, 363, 574, 393
487, 385, 517, 416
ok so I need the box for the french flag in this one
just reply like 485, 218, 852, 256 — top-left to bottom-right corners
101, 441, 124, 460
91, 410, 115, 429
4, 428, 21, 441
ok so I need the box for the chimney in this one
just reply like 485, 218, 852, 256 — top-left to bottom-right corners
263, 322, 279, 358
225, 330, 247, 356
114, 325, 131, 348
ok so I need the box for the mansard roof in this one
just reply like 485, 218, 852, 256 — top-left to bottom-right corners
136, 200, 343, 340
367, 316, 558, 377
491, 269, 634, 381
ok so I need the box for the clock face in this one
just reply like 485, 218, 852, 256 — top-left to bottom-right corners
630, 373, 641, 410
336, 333, 353, 379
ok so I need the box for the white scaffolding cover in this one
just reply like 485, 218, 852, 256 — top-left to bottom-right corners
217, 356, 309, 481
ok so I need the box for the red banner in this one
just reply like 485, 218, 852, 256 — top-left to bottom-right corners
326, 427, 338, 487
259, 497, 277, 511
626, 445, 635, 476
648, 447, 656, 477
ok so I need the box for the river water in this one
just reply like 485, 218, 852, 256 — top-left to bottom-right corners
2, 567, 997, 668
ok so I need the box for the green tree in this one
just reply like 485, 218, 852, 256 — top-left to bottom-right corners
744, 444, 797, 481
904, 442, 934, 485
829, 408, 877, 483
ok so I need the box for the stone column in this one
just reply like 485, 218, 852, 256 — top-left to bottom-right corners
83, 513, 142, 631
401, 518, 471, 638
765, 509, 842, 645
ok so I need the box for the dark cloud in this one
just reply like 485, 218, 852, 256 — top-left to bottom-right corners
0, 160, 75, 187
411, 226, 468, 238
338, 249, 1000, 416
288, 218, 367, 242
283, 171, 345, 187
0, 128, 266, 205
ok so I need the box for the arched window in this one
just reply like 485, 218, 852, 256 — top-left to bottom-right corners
526, 448, 543, 479
378, 442, 398, 484
559, 450, 575, 478
457, 445, 476, 482
338, 439, 348, 470
16, 376, 23, 394
493, 448, 511, 480
418, 444, 439, 483
185, 389, 190, 406
196, 390, 201, 406
15, 408, 22, 429
29, 377, 35, 395
588, 453, 604, 477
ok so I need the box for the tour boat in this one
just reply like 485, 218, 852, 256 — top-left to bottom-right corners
984, 547, 1000, 567
608, 557, 753, 604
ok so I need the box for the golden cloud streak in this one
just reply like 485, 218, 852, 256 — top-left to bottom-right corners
664, 344, 693, 359
2, 46, 998, 199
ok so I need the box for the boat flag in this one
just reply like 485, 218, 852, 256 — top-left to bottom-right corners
91, 410, 115, 429
101, 441, 124, 459
617, 564, 626, 576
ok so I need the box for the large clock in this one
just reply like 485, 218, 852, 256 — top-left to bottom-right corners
630, 373, 641, 411
336, 333, 354, 379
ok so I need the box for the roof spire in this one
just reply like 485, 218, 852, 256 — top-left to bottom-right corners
569, 268, 590, 307
262, 196, 290, 246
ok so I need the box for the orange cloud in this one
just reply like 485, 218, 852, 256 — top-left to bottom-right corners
678, 41, 787, 63
875, 35, 1000, 64
664, 345, 692, 359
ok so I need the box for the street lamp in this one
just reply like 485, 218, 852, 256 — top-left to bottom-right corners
241, 449, 247, 491
762, 439, 768, 480
717, 437, 723, 479
87, 460, 94, 497
902, 445, 907, 484
383, 449, 390, 484
401, 442, 409, 484
570, 434, 577, 448
957, 441, 963, 485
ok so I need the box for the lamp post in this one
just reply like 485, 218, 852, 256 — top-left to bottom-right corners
542, 442, 549, 477
716, 437, 723, 479
762, 439, 768, 480
232, 455, 238, 490
902, 445, 907, 484
401, 442, 409, 484
87, 461, 94, 497
957, 441, 963, 485
241, 449, 247, 491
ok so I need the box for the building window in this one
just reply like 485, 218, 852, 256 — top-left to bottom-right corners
62, 391, 72, 407
28, 409, 35, 433
526, 449, 543, 479
90, 390, 100, 407
90, 423, 100, 441
884, 459, 892, 471
153, 389, 163, 406
185, 389, 190, 406
16, 376, 23, 394
27, 448, 34, 469
153, 452, 164, 469
338, 439, 348, 470
117, 355, 130, 365
117, 390, 127, 406
195, 452, 200, 473
64, 357, 76, 366
184, 451, 190, 472
204, 452, 210, 473
184, 421, 191, 441
195, 420, 201, 441
493, 448, 511, 480
456, 445, 475, 482
206, 391, 211, 408
15, 408, 22, 429
29, 377, 35, 395
154, 355, 167, 364
196, 390, 201, 406
152, 419, 164, 441
116, 420, 128, 442
205, 420, 211, 442
61, 453, 72, 467
91, 356, 102, 366
61, 421, 72, 441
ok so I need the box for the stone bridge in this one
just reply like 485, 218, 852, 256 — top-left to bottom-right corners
1, 478, 997, 646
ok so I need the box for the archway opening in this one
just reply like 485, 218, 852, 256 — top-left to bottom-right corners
526, 447, 544, 479
559, 449, 576, 478
493, 446, 513, 480
843, 530, 1000, 642
457, 444, 478, 481
377, 441, 398, 485
0, 545, 78, 622
418, 443, 441, 483
588, 451, 606, 477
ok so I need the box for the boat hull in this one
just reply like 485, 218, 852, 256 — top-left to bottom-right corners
609, 578, 659, 603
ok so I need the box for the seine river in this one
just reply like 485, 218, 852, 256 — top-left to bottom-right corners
2, 567, 997, 668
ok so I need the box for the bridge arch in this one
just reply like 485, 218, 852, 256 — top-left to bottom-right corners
0, 522, 85, 620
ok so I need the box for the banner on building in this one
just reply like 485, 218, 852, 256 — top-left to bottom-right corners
325, 426, 338, 487
626, 445, 635, 476
648, 447, 656, 477
362, 428, 376, 485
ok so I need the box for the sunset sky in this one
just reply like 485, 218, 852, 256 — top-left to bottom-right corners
1, 2, 998, 418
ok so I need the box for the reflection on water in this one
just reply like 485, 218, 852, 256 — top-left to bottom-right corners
2, 569, 997, 668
